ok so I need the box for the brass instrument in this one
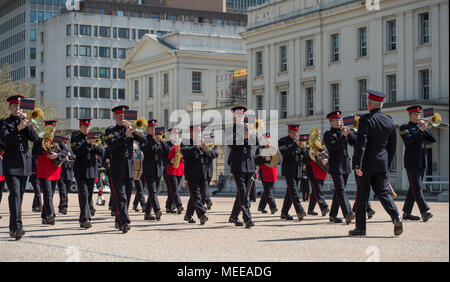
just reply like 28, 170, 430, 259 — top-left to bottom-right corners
41, 126, 64, 167
155, 133, 168, 143
340, 115, 360, 133
172, 144, 182, 169
28, 108, 44, 130
134, 117, 148, 134
308, 127, 329, 173
420, 113, 449, 129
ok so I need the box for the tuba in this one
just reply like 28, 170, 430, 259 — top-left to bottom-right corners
308, 127, 329, 173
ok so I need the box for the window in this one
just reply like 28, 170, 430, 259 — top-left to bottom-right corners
98, 67, 110, 78
79, 87, 91, 98
138, 29, 149, 39
98, 9, 106, 15
113, 88, 117, 99
331, 83, 339, 111
113, 28, 117, 38
79, 45, 91, 57
117, 10, 124, 17
419, 12, 430, 45
118, 48, 126, 59
305, 39, 314, 67
79, 66, 91, 78
387, 20, 396, 51
30, 11, 36, 22
99, 109, 110, 119
73, 45, 78, 56
163, 73, 169, 95
93, 67, 97, 78
216, 19, 223, 25
38, 11, 44, 23
93, 47, 97, 57
66, 66, 71, 77
330, 34, 339, 62
358, 79, 368, 110
131, 29, 136, 40
279, 46, 287, 72
358, 27, 367, 57
30, 48, 36, 60
30, 66, 36, 78
118, 28, 129, 39
113, 68, 117, 79
280, 91, 287, 119
152, 14, 159, 19
113, 48, 117, 59
93, 88, 97, 98
79, 108, 91, 119
118, 69, 125, 79
387, 74, 396, 102
306, 88, 314, 116
255, 51, 263, 76
93, 108, 98, 119
66, 24, 71, 35
66, 107, 71, 119
73, 86, 78, 98
73, 65, 78, 77
73, 24, 78, 35
66, 87, 71, 97
99, 88, 110, 99
118, 89, 125, 100
134, 80, 139, 100
99, 47, 110, 58
73, 107, 78, 118
164, 109, 169, 129
169, 15, 176, 21
99, 26, 110, 38
94, 26, 97, 37
148, 111, 153, 120
66, 45, 71, 56
192, 71, 202, 93
30, 29, 36, 41
45, 12, 51, 20
419, 69, 430, 100
148, 77, 153, 98
256, 95, 263, 111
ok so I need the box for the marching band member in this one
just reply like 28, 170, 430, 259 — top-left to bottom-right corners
57, 136, 75, 215
305, 149, 329, 217
202, 132, 218, 210
299, 134, 310, 202
33, 120, 69, 226
400, 105, 436, 222
165, 128, 185, 216
163, 128, 177, 213
132, 142, 146, 212
71, 118, 104, 229
323, 110, 356, 224
181, 125, 209, 225
255, 133, 279, 215
104, 105, 145, 233
0, 139, 4, 220
278, 124, 307, 221
350, 90, 402, 236
227, 106, 255, 229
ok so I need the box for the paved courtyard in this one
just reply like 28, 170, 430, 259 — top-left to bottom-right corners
0, 193, 448, 262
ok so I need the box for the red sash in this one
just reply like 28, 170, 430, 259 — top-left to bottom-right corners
37, 153, 61, 181
309, 161, 328, 180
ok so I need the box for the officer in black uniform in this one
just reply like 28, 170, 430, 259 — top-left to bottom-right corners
57, 136, 75, 215
104, 105, 146, 233
163, 128, 176, 213
1, 95, 41, 240
278, 124, 307, 221
202, 132, 218, 210
140, 119, 169, 221
103, 146, 115, 214
181, 125, 209, 225
400, 105, 436, 222
71, 119, 104, 229
227, 106, 255, 229
323, 110, 356, 224
350, 90, 402, 236
298, 134, 310, 202
0, 136, 4, 220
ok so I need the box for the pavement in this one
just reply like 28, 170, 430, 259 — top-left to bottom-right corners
0, 193, 448, 262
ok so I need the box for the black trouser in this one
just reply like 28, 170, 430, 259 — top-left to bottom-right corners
165, 174, 183, 209
355, 171, 400, 231
258, 181, 277, 211
352, 175, 372, 213
5, 175, 27, 232
76, 177, 95, 223
307, 177, 328, 212
329, 173, 352, 218
403, 167, 430, 215
0, 181, 4, 204
249, 180, 256, 202
300, 177, 310, 201
133, 178, 146, 208
230, 172, 252, 222
39, 178, 57, 220
282, 177, 305, 216
143, 175, 161, 214
186, 179, 207, 219
88, 180, 95, 211
110, 177, 133, 226
57, 178, 72, 210
200, 177, 212, 205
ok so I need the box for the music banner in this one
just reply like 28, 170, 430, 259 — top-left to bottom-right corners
124, 110, 138, 121
19, 98, 36, 110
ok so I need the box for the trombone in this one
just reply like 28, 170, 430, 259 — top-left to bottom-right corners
419, 113, 449, 129
122, 117, 148, 135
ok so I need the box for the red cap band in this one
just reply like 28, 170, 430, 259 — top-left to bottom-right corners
368, 94, 384, 102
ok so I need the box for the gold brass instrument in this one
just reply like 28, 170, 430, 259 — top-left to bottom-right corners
172, 144, 183, 169
41, 126, 64, 167
28, 108, 44, 130
420, 113, 449, 129
134, 117, 148, 134
308, 127, 329, 173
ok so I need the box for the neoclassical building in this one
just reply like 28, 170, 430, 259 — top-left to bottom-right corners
242, 0, 449, 191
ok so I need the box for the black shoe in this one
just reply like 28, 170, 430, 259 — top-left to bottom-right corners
367, 209, 376, 219
166, 208, 176, 214
122, 224, 130, 233
115, 222, 122, 230
329, 216, 343, 223
248, 202, 251, 208
80, 221, 92, 229
90, 208, 96, 217
206, 201, 212, 210
258, 208, 268, 214
141, 204, 147, 212
349, 228, 366, 236
184, 215, 196, 224
14, 229, 25, 241
345, 213, 355, 225
307, 210, 318, 216
402, 212, 420, 221
281, 214, 293, 220
245, 220, 255, 229
59, 208, 67, 215
155, 210, 162, 221
200, 215, 208, 225
394, 218, 403, 236
177, 206, 184, 215
133, 206, 139, 212
111, 211, 116, 217
297, 211, 306, 222
270, 207, 278, 214
144, 213, 156, 220
228, 217, 243, 226
45, 215, 55, 225
321, 207, 330, 217
422, 212, 433, 222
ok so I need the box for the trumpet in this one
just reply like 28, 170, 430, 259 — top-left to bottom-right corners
419, 113, 449, 129
155, 133, 168, 142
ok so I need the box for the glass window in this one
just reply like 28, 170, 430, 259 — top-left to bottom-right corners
73, 65, 78, 77
30, 48, 36, 60
148, 77, 153, 98
118, 28, 129, 39
66, 86, 71, 97
358, 79, 368, 110
118, 89, 125, 100
79, 87, 91, 98
152, 14, 159, 19
331, 83, 339, 111
113, 48, 117, 59
99, 47, 110, 58
46, 0, 51, 5
66, 24, 71, 35
73, 87, 78, 98
99, 109, 110, 119
93, 88, 97, 98
134, 80, 139, 100
30, 11, 36, 22
164, 109, 169, 128
30, 29, 37, 41
163, 73, 169, 95
256, 51, 263, 76
387, 20, 396, 51
306, 39, 314, 67
66, 66, 71, 77
419, 69, 430, 100
419, 12, 430, 45
306, 88, 314, 116
138, 29, 149, 39
73, 24, 78, 35
256, 95, 263, 111
79, 45, 91, 57
79, 66, 91, 77
99, 26, 110, 37
99, 88, 110, 99
98, 67, 110, 78
117, 10, 124, 16
216, 19, 222, 25
30, 66, 36, 78
54, 0, 59, 5
170, 15, 176, 21
73, 45, 78, 56
98, 9, 106, 15
280, 91, 287, 119
358, 27, 367, 57
45, 11, 51, 20
79, 25, 91, 36
73, 107, 78, 118
38, 11, 44, 23
118, 69, 125, 79
66, 107, 71, 119
279, 46, 287, 72
387, 74, 396, 102
79, 108, 91, 119
330, 33, 339, 62
192, 71, 202, 93
118, 48, 127, 59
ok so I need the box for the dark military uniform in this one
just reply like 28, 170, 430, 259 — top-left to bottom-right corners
351, 102, 401, 235
323, 126, 356, 222
278, 134, 306, 220
29, 156, 42, 212
181, 138, 209, 224
103, 146, 114, 212
57, 141, 75, 214
255, 145, 278, 214
71, 131, 104, 225
105, 123, 145, 231
304, 147, 329, 215
400, 119, 436, 219
0, 139, 4, 220
202, 144, 218, 209
1, 112, 40, 237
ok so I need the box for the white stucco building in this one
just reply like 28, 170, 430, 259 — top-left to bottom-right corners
242, 0, 449, 191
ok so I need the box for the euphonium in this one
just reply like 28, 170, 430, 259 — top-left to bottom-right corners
41, 126, 63, 167
172, 145, 182, 169
308, 127, 329, 173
